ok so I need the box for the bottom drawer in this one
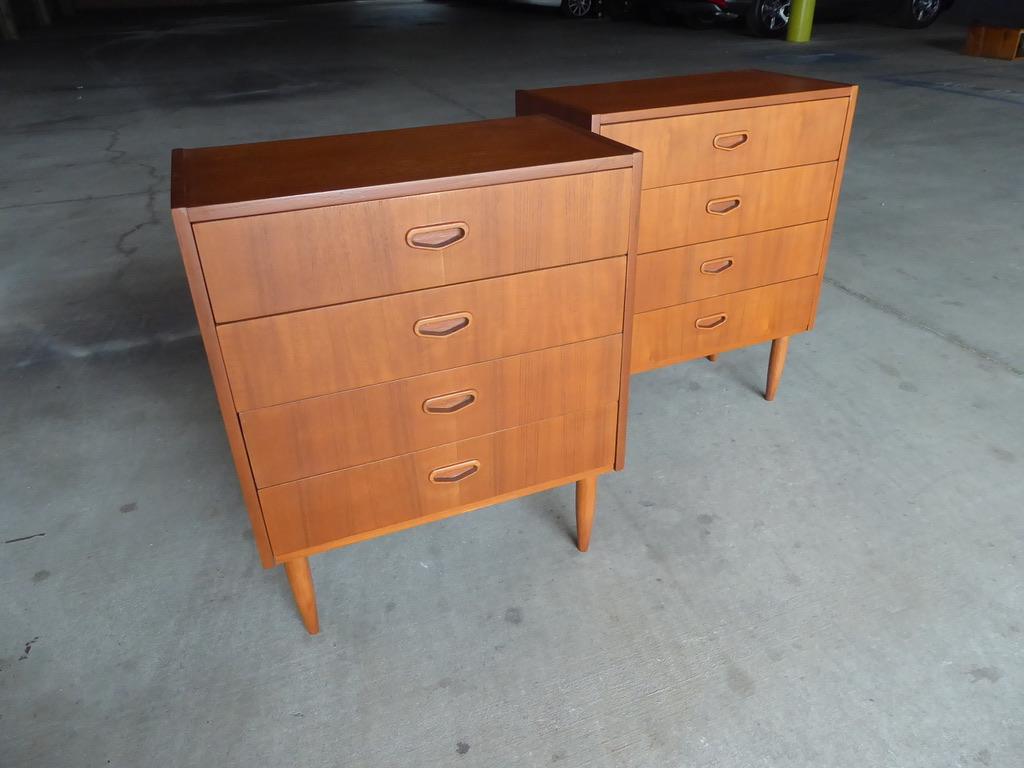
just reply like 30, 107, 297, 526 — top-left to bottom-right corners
631, 276, 818, 372
260, 404, 618, 557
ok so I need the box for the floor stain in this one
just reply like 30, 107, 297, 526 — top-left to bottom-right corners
990, 446, 1016, 463
5, 532, 46, 544
874, 360, 900, 378
504, 607, 523, 625
967, 666, 1002, 684
456, 741, 470, 755
120, 501, 137, 514
19, 637, 40, 661
727, 665, 755, 697
975, 748, 992, 765
32, 570, 51, 583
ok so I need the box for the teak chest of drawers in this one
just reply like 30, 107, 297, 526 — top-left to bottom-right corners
517, 70, 857, 399
171, 116, 641, 633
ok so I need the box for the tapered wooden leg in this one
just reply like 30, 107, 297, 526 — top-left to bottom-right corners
765, 336, 790, 402
706, 354, 718, 362
283, 557, 320, 634
575, 475, 597, 552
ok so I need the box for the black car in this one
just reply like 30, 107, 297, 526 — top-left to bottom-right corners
638, 0, 955, 33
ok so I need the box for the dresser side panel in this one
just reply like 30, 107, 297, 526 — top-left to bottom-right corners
808, 90, 858, 328
172, 208, 274, 567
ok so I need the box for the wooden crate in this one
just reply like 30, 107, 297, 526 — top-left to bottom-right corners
965, 25, 1024, 61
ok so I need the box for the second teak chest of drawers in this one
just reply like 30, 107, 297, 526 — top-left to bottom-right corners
172, 116, 642, 633
517, 69, 858, 400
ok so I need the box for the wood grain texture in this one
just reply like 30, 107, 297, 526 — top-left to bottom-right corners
602, 98, 848, 188
219, 257, 626, 411
283, 557, 319, 634
171, 115, 636, 211
808, 88, 858, 329
194, 170, 632, 322
765, 336, 790, 401
516, 70, 854, 128
171, 209, 274, 567
631, 276, 817, 372
575, 475, 597, 552
634, 222, 826, 312
260, 405, 618, 558
273, 469, 607, 562
241, 336, 622, 487
637, 163, 836, 253
613, 156, 643, 471
964, 25, 1023, 60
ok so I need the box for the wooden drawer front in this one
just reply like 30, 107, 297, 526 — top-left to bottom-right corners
241, 336, 622, 487
631, 276, 817, 372
637, 163, 836, 253
635, 222, 826, 312
220, 257, 626, 411
194, 170, 632, 322
602, 98, 849, 188
260, 405, 618, 557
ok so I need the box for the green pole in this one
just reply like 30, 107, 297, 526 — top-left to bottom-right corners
786, 0, 815, 42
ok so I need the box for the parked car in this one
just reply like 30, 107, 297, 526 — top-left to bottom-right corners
638, 0, 955, 33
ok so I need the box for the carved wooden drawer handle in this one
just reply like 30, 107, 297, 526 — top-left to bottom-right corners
429, 459, 480, 484
706, 197, 741, 215
700, 257, 735, 275
414, 312, 472, 338
423, 389, 478, 415
406, 222, 469, 250
713, 131, 749, 150
695, 313, 728, 330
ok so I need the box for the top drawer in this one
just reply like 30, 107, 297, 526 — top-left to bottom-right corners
193, 169, 633, 322
601, 98, 849, 189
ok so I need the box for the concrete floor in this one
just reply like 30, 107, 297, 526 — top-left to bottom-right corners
2, 2, 1023, 766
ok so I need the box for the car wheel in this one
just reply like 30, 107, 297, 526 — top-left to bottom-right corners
897, 0, 941, 28
746, 0, 789, 36
561, 0, 596, 18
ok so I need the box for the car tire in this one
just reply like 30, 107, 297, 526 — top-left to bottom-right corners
561, 0, 597, 18
896, 0, 941, 28
746, 0, 790, 37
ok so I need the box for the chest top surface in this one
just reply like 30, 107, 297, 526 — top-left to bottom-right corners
171, 114, 638, 213
517, 70, 856, 126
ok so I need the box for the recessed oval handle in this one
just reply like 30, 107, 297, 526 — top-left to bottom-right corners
713, 131, 749, 151
700, 257, 735, 275
706, 197, 741, 216
406, 222, 469, 250
695, 313, 728, 330
429, 459, 480, 484
414, 312, 472, 338
423, 389, 478, 415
